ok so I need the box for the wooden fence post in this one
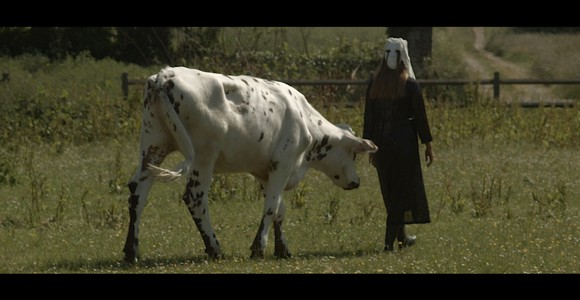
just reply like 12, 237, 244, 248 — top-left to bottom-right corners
493, 71, 500, 99
121, 72, 129, 99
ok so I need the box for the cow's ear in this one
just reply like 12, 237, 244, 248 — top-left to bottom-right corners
352, 138, 378, 153
335, 123, 355, 135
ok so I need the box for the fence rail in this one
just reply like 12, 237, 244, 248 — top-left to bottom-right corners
122, 72, 579, 107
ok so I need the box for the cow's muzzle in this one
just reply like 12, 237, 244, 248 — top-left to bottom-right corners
343, 181, 360, 190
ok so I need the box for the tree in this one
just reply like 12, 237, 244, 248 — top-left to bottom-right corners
114, 27, 174, 66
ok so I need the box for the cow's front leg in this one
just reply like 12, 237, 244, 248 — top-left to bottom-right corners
182, 168, 222, 259
250, 177, 291, 259
273, 201, 291, 259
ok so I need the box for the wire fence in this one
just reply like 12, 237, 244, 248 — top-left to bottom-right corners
120, 71, 579, 107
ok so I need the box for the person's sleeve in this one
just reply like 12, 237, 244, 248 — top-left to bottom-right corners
410, 81, 433, 144
362, 80, 375, 142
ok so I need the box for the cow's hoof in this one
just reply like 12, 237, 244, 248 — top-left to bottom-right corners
274, 244, 292, 259
274, 250, 292, 259
250, 249, 265, 259
123, 257, 137, 264
123, 252, 139, 265
206, 248, 223, 260
121, 258, 138, 268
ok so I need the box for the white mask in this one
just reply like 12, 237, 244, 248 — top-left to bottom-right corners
384, 37, 415, 79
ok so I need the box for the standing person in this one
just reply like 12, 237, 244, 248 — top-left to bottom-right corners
363, 37, 435, 252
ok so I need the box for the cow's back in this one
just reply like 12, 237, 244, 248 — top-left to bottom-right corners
158, 67, 311, 175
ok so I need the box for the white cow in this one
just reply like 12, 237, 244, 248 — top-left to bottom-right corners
123, 66, 378, 263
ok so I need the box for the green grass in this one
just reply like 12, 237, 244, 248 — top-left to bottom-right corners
1, 102, 579, 273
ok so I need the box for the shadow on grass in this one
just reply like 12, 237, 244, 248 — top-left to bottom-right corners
41, 247, 387, 273
292, 248, 386, 260
43, 253, 211, 273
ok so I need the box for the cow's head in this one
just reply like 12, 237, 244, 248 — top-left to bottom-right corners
307, 124, 378, 190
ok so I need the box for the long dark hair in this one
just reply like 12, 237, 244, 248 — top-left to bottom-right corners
368, 56, 409, 101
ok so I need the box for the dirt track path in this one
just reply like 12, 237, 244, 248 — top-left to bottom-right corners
463, 27, 554, 103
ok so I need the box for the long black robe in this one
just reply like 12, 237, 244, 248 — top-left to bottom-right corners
363, 78, 432, 225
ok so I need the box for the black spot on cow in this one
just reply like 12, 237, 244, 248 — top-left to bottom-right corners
128, 181, 138, 194
129, 195, 139, 215
180, 94, 184, 100
241, 79, 249, 86
316, 135, 329, 153
173, 101, 180, 114
318, 120, 322, 126
306, 135, 332, 162
237, 106, 249, 115
129, 195, 139, 207
269, 108, 274, 113
253, 78, 259, 83
266, 208, 274, 215
269, 161, 279, 172
142, 145, 166, 171
193, 170, 199, 177
258, 132, 264, 142
288, 89, 292, 96
185, 177, 196, 191
167, 89, 175, 104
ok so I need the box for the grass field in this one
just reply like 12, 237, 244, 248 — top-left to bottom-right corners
1, 103, 578, 273
1, 27, 579, 274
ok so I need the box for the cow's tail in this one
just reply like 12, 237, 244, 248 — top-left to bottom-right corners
147, 69, 195, 182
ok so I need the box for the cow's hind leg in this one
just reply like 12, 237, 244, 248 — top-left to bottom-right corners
123, 175, 154, 263
182, 164, 222, 260
123, 169, 161, 263
123, 142, 170, 263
